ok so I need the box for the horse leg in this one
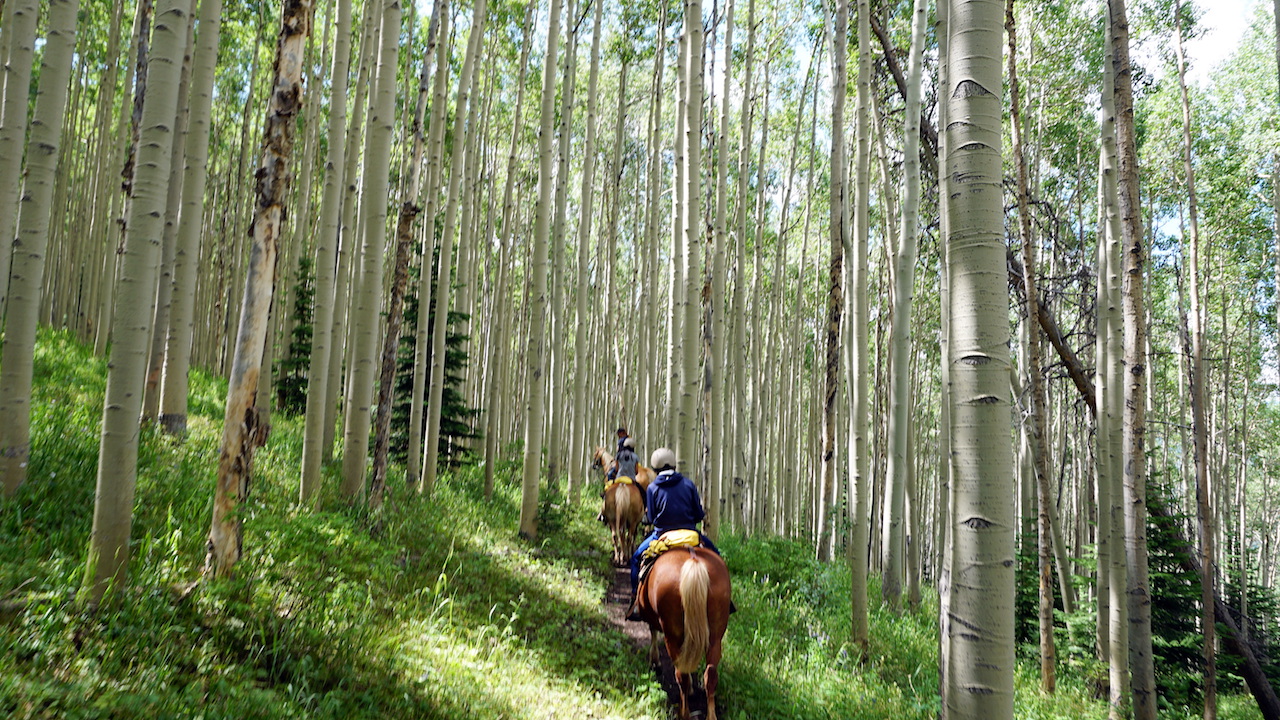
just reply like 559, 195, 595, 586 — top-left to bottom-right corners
675, 669, 695, 720
704, 640, 723, 720
648, 629, 662, 667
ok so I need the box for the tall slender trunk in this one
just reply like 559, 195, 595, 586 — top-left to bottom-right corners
1099, 27, 1129, 719
679, 0, 704, 482
159, 0, 226, 436
0, 0, 81, 494
1007, 0, 1055, 693
1110, 0, 1157, 716
421, 0, 487, 495
340, 0, 401, 499
207, 0, 315, 577
142, 0, 199, 423
483, 1, 535, 501
818, 0, 847, 565
943, 0, 1014, 717
82, 0, 194, 605
883, 0, 927, 609
0, 0, 38, 322
707, 0, 734, 540
936, 0, 954, 709
299, 0, 354, 504
370, 0, 443, 506
520, 0, 564, 540
847, 0, 872, 639
406, 10, 452, 485
1174, 5, 1215, 716
570, 0, 605, 504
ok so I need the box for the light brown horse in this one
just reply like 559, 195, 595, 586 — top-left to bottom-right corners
601, 478, 644, 566
590, 446, 655, 489
635, 546, 732, 720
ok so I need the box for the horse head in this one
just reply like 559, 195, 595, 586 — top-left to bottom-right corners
590, 446, 610, 472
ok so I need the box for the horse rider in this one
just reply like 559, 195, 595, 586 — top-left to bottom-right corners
606, 427, 630, 481
599, 434, 641, 525
626, 447, 724, 621
615, 437, 640, 484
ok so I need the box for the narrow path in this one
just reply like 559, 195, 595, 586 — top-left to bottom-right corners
603, 565, 709, 717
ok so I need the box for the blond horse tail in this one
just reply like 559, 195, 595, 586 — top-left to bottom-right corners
676, 556, 710, 674
614, 483, 631, 530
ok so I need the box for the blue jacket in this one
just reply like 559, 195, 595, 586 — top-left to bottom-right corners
644, 470, 705, 534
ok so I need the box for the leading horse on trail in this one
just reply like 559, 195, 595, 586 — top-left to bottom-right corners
635, 545, 732, 720
591, 446, 654, 566
601, 477, 643, 566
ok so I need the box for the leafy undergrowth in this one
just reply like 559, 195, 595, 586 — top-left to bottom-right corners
0, 328, 1266, 719
1, 329, 665, 719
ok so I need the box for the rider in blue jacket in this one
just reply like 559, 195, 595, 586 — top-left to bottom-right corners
626, 447, 721, 621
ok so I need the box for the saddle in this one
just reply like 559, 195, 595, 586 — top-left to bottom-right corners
604, 476, 636, 493
637, 529, 702, 589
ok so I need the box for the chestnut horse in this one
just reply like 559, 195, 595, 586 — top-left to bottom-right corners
635, 546, 732, 720
601, 478, 644, 566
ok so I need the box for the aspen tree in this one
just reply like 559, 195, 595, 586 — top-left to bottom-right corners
520, 0, 565, 540
569, 0, 605, 504
340, 0, 401, 499
299, 0, 354, 504
159, 0, 226, 436
484, 1, 535, 501
545, 0, 579, 493
943, 0, 1015, 717
323, 6, 379, 461
936, 0, 955, 699
142, 0, 199, 423
1109, 0, 1157, 715
640, 2, 669, 448
848, 0, 872, 638
817, 0, 848, 563
731, 0, 756, 505
406, 10, 453, 484
1173, 4, 1216, 714
707, 0, 734, 541
83, 0, 193, 604
678, 0, 704, 479
1098, 31, 1129, 719
371, 0, 444, 506
667, 24, 687, 447
421, 0, 488, 495
882, 0, 928, 609
1006, 0, 1055, 691
0, 0, 82, 494
0, 0, 37, 323
207, 0, 315, 577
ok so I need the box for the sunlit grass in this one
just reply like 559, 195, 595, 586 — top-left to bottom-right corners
0, 328, 1270, 719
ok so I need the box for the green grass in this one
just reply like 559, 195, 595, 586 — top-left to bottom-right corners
0, 328, 1266, 719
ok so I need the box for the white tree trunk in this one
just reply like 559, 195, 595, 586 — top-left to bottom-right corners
207, 0, 315, 577
943, 0, 1015, 717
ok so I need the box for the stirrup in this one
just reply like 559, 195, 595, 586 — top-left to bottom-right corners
625, 596, 642, 622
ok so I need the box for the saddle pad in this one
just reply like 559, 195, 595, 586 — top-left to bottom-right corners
604, 477, 635, 493
641, 529, 702, 561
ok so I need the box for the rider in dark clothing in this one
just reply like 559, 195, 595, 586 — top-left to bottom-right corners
626, 447, 721, 621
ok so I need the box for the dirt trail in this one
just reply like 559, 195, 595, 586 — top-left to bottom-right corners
603, 565, 710, 717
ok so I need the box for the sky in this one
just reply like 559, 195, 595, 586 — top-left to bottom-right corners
1183, 0, 1263, 85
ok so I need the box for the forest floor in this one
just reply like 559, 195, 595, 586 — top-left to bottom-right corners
0, 328, 1268, 719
